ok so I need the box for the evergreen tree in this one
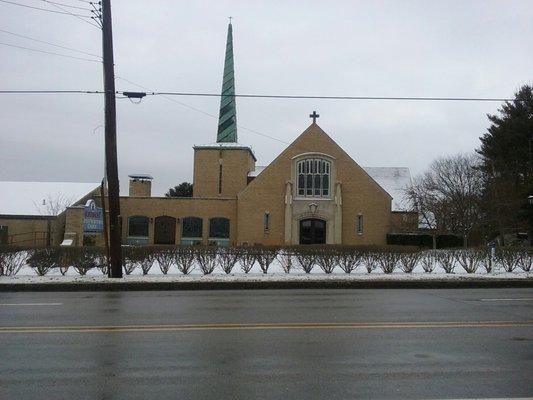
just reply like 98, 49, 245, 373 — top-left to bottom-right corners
477, 84, 533, 242
165, 182, 193, 198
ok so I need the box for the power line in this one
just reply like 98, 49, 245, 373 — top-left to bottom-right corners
0, 28, 101, 58
0, 88, 520, 103
40, 0, 101, 28
0, 90, 103, 93
38, 0, 91, 11
116, 76, 289, 144
0, 0, 90, 17
0, 41, 101, 62
149, 92, 516, 102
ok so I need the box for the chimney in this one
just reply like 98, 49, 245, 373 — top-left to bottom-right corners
128, 174, 153, 197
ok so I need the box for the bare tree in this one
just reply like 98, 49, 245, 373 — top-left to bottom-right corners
34, 192, 76, 216
405, 153, 484, 248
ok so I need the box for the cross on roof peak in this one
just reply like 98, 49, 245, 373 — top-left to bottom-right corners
309, 111, 319, 124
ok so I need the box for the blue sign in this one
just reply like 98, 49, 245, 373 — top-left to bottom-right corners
83, 200, 104, 234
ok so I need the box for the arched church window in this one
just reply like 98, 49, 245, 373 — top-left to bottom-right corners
297, 158, 330, 197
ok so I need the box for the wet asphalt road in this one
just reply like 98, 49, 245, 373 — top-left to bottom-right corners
0, 288, 532, 399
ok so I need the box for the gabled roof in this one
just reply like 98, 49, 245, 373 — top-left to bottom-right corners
0, 181, 99, 217
363, 167, 413, 212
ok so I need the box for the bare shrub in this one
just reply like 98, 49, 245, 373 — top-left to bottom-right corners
237, 247, 256, 274
0, 248, 30, 276
122, 246, 141, 275
94, 251, 108, 275
377, 251, 400, 274
255, 246, 279, 274
154, 246, 175, 274
496, 249, 520, 272
174, 246, 196, 275
72, 248, 100, 276
435, 250, 457, 273
195, 247, 218, 275
295, 250, 316, 274
27, 248, 60, 276
517, 249, 532, 272
420, 250, 436, 273
315, 247, 339, 274
277, 249, 294, 273
337, 247, 362, 274
398, 251, 421, 273
480, 252, 493, 273
456, 249, 484, 274
218, 247, 238, 274
361, 251, 378, 273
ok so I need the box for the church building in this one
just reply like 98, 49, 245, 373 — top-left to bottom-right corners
114, 22, 416, 247
0, 22, 417, 247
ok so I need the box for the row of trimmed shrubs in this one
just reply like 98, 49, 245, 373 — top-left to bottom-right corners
0, 245, 531, 277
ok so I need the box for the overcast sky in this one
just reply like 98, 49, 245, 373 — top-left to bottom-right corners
0, 0, 532, 195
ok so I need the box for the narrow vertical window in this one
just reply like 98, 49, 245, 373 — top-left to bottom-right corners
357, 214, 364, 235
264, 212, 270, 231
218, 164, 223, 194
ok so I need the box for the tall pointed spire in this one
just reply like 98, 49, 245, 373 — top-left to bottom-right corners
217, 21, 237, 143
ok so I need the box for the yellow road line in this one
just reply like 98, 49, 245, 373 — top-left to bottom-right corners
0, 320, 531, 334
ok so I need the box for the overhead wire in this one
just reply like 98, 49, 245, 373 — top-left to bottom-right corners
40, 0, 101, 29
0, 0, 89, 16
0, 28, 101, 58
0, 41, 101, 62
116, 76, 290, 144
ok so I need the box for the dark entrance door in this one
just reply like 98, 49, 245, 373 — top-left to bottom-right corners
299, 218, 326, 244
154, 216, 176, 245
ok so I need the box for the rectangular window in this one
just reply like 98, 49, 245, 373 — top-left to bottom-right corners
264, 212, 270, 231
357, 215, 364, 234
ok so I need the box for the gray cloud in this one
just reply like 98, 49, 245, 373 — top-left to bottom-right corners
1, 0, 532, 195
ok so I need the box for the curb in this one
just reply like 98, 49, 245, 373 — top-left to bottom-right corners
1, 278, 532, 291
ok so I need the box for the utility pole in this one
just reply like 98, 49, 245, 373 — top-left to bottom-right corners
101, 0, 122, 278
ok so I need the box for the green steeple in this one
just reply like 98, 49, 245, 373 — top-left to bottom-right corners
217, 22, 237, 143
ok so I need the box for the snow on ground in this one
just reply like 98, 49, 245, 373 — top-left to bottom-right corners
2, 258, 530, 285
1, 271, 530, 285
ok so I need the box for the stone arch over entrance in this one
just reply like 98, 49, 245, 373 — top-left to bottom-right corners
299, 218, 326, 244
154, 216, 176, 245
